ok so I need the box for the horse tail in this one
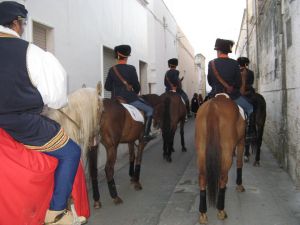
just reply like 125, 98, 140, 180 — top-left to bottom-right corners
206, 103, 221, 207
162, 96, 171, 141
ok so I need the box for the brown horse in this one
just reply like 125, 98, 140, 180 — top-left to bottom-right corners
161, 92, 187, 162
195, 94, 246, 224
89, 96, 157, 208
244, 93, 266, 166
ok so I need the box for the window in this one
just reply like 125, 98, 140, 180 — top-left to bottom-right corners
32, 22, 51, 51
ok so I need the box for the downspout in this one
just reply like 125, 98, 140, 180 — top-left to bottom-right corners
278, 0, 288, 168
255, 0, 260, 90
246, 0, 249, 58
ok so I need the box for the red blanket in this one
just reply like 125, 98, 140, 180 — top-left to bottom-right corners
0, 129, 90, 225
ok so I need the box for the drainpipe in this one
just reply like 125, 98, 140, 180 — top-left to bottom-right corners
246, 0, 249, 58
255, 0, 260, 90
278, 0, 288, 169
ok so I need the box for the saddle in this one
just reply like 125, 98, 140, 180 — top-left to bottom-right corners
215, 93, 246, 120
113, 97, 144, 123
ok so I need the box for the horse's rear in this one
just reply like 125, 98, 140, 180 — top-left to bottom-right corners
195, 95, 246, 224
97, 98, 146, 205
244, 92, 266, 166
160, 92, 187, 162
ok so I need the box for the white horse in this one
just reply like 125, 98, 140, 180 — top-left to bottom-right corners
43, 83, 103, 164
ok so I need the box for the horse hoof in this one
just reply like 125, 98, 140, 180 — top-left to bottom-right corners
236, 185, 245, 192
199, 213, 208, 224
253, 161, 260, 167
113, 196, 123, 205
217, 210, 227, 220
93, 201, 102, 209
134, 182, 143, 191
244, 156, 249, 162
182, 147, 187, 152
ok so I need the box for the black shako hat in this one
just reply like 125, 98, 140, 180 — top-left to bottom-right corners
168, 58, 178, 67
237, 57, 250, 66
114, 45, 131, 58
0, 1, 28, 25
214, 38, 234, 53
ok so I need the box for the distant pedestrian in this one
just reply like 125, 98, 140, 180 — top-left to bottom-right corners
191, 93, 199, 117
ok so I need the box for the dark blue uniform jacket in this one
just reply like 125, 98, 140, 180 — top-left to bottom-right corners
207, 58, 241, 100
105, 64, 140, 103
164, 69, 180, 91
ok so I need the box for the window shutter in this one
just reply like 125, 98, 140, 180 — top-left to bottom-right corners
32, 22, 47, 51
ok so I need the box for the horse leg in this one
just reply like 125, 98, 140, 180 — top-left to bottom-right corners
88, 145, 101, 208
128, 143, 135, 181
166, 130, 175, 162
162, 131, 168, 160
198, 153, 208, 224
244, 142, 250, 162
254, 124, 263, 166
236, 139, 246, 192
180, 119, 187, 152
105, 146, 123, 204
216, 148, 233, 221
131, 141, 145, 190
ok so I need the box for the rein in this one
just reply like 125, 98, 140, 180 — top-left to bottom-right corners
58, 109, 80, 130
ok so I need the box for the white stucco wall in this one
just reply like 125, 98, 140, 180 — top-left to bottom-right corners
282, 0, 300, 184
21, 0, 148, 92
240, 0, 300, 185
5, 0, 197, 176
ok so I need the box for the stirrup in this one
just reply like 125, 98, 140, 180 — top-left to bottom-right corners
143, 134, 156, 142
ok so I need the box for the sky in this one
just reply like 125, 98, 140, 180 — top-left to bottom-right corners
163, 0, 246, 62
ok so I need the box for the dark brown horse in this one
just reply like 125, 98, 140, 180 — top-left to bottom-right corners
147, 91, 187, 162
195, 94, 246, 224
88, 96, 158, 208
244, 93, 266, 166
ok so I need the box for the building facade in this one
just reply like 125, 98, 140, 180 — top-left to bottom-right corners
7, 0, 200, 172
236, 0, 300, 185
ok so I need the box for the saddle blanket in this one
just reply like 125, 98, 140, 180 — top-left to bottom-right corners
0, 128, 90, 225
121, 103, 144, 123
215, 93, 246, 120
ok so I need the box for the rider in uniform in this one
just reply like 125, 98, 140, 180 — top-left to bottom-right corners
207, 38, 253, 118
164, 58, 192, 117
105, 45, 155, 142
237, 56, 256, 147
0, 1, 86, 224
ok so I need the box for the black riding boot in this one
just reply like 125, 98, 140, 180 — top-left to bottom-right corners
185, 101, 192, 118
143, 116, 155, 142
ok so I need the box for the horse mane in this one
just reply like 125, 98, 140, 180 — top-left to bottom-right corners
44, 87, 103, 158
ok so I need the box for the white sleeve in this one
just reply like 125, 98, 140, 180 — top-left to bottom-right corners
27, 44, 68, 109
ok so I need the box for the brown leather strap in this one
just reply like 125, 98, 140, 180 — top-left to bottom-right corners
211, 60, 233, 93
240, 68, 247, 95
112, 66, 132, 91
165, 74, 177, 91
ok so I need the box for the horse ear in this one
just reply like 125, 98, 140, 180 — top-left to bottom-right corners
96, 81, 102, 96
82, 84, 86, 88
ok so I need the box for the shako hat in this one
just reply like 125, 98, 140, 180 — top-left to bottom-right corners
237, 57, 250, 66
114, 45, 131, 58
214, 38, 234, 53
168, 58, 178, 67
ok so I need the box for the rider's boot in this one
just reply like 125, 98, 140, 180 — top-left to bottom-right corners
185, 100, 192, 118
44, 209, 86, 225
143, 116, 155, 142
